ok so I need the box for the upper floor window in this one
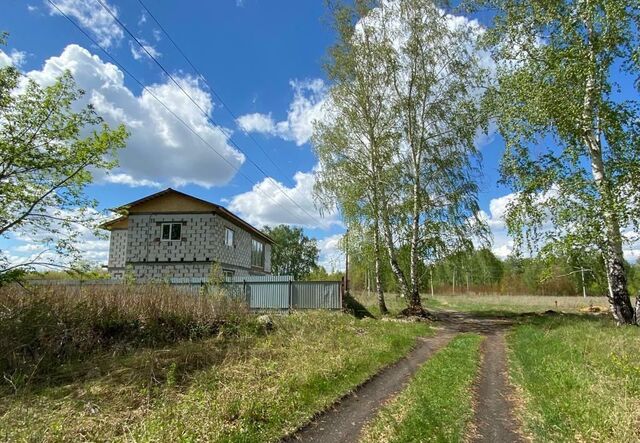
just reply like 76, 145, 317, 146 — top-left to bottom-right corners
251, 239, 264, 268
161, 223, 182, 241
224, 227, 235, 247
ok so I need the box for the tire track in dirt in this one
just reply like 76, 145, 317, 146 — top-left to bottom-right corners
282, 330, 457, 443
471, 330, 524, 443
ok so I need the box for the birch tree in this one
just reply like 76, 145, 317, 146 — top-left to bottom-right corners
378, 0, 490, 314
314, 0, 398, 314
315, 0, 490, 315
478, 0, 640, 324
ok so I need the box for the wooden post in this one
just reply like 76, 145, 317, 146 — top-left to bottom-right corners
288, 278, 293, 311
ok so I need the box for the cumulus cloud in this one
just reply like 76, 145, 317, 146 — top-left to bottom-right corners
24, 44, 244, 188
237, 79, 327, 146
228, 170, 340, 229
0, 49, 27, 67
477, 192, 516, 258
6, 207, 111, 268
317, 234, 345, 272
47, 0, 124, 48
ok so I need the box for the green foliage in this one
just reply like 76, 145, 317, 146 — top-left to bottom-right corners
316, 0, 490, 308
0, 57, 128, 272
208, 261, 224, 285
475, 0, 640, 320
263, 225, 319, 280
509, 316, 640, 441
304, 265, 344, 281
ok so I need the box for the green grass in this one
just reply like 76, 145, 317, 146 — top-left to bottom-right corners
0, 311, 431, 442
353, 290, 609, 317
508, 315, 640, 442
360, 334, 484, 443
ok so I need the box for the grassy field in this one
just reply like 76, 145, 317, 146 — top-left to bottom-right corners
0, 285, 431, 442
508, 315, 640, 442
361, 334, 483, 443
353, 290, 609, 316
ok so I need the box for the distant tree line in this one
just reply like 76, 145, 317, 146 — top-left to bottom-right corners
346, 246, 640, 298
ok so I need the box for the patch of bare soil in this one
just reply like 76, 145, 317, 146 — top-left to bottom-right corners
282, 331, 456, 443
470, 331, 524, 443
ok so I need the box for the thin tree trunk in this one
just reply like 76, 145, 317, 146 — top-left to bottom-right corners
582, 10, 635, 324
408, 160, 422, 312
379, 198, 411, 299
373, 217, 388, 314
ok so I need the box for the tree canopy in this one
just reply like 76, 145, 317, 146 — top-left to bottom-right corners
0, 50, 128, 274
263, 225, 320, 280
477, 0, 640, 323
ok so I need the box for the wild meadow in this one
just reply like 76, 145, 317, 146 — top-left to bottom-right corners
0, 284, 430, 442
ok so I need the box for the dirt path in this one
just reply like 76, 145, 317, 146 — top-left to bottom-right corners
284, 311, 524, 443
471, 330, 524, 443
283, 329, 457, 443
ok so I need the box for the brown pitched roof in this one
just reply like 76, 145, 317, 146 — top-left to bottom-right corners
101, 188, 274, 244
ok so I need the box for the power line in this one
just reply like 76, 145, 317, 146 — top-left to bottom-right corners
95, 0, 322, 226
136, 0, 290, 181
47, 0, 311, 226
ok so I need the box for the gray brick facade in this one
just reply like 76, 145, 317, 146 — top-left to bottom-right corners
107, 212, 271, 281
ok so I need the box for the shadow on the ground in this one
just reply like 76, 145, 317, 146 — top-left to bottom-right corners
429, 308, 613, 334
343, 292, 376, 319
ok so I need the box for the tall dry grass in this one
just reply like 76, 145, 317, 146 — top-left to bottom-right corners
0, 283, 251, 390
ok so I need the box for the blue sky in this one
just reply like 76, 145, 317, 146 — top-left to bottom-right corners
5, 0, 623, 270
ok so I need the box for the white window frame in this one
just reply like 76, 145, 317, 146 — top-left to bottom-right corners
224, 227, 235, 247
223, 269, 235, 280
161, 223, 182, 241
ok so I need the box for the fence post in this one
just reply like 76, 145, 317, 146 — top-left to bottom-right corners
288, 279, 293, 311
243, 279, 248, 305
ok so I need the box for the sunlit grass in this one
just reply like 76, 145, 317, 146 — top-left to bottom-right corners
361, 334, 483, 442
508, 315, 640, 442
0, 310, 431, 442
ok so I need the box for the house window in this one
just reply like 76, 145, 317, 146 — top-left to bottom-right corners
161, 223, 182, 241
251, 239, 264, 268
224, 227, 235, 247
223, 269, 235, 280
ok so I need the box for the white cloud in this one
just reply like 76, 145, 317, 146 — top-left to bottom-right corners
228, 170, 340, 229
0, 49, 27, 67
103, 173, 161, 188
317, 234, 345, 272
129, 39, 161, 61
47, 0, 124, 48
478, 192, 517, 258
236, 112, 276, 133
25, 44, 244, 188
6, 207, 111, 268
237, 79, 327, 146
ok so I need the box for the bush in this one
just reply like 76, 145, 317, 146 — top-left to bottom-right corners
0, 283, 251, 389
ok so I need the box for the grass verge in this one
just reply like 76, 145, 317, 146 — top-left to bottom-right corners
0, 311, 431, 442
360, 333, 483, 443
508, 315, 640, 442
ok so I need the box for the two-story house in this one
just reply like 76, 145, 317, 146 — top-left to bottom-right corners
101, 188, 273, 281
